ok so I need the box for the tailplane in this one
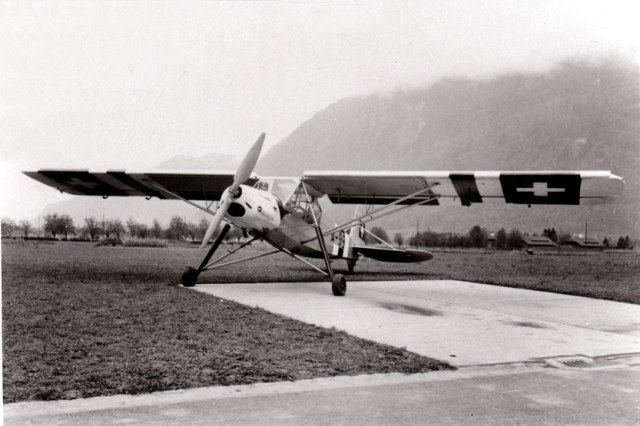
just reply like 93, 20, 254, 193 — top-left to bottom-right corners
332, 205, 433, 266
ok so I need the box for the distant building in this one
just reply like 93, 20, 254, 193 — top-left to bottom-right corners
487, 233, 497, 248
563, 237, 605, 250
521, 235, 557, 250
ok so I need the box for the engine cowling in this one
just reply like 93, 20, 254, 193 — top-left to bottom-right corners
224, 185, 282, 231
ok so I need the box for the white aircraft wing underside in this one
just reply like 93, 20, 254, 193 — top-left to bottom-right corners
301, 171, 624, 206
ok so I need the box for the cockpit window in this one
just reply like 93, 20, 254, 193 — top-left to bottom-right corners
270, 179, 299, 205
255, 181, 270, 191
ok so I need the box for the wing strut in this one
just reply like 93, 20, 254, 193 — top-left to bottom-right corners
301, 183, 440, 244
145, 180, 215, 216
274, 245, 331, 276
199, 236, 261, 271
202, 248, 281, 271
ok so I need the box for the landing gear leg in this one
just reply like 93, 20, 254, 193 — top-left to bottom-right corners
301, 183, 346, 296
312, 224, 346, 296
181, 223, 231, 287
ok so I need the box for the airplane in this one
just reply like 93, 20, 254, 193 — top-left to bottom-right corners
24, 133, 625, 296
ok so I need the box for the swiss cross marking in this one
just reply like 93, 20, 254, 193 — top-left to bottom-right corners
499, 174, 581, 205
516, 182, 565, 197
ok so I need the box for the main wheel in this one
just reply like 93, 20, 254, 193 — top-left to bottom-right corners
331, 274, 347, 296
181, 267, 199, 287
347, 259, 357, 274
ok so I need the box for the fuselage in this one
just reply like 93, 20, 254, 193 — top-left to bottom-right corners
222, 182, 329, 258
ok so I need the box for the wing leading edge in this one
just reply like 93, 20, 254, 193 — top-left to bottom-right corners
302, 171, 624, 206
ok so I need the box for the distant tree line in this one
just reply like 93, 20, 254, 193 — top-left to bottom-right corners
0, 214, 245, 244
407, 225, 508, 249
1, 215, 636, 251
402, 224, 634, 251
612, 236, 634, 250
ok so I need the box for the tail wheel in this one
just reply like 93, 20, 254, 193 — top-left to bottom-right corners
331, 274, 347, 296
181, 267, 199, 287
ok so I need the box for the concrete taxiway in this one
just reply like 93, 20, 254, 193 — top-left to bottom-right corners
5, 280, 640, 425
194, 280, 640, 366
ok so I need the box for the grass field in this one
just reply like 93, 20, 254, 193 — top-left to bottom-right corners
2, 241, 453, 403
3, 241, 639, 403
186, 243, 640, 304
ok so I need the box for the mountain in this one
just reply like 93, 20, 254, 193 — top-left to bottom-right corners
257, 58, 639, 237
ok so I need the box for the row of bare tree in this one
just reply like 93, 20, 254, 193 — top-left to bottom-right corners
1, 214, 244, 243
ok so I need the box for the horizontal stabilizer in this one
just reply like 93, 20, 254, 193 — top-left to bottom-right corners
353, 246, 434, 263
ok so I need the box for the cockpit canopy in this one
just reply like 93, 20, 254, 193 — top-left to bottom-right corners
253, 178, 322, 223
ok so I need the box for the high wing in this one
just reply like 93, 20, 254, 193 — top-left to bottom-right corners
302, 171, 624, 206
23, 169, 260, 201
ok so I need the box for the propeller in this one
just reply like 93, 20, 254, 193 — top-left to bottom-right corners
200, 133, 265, 248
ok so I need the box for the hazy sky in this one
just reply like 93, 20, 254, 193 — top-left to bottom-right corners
1, 0, 638, 219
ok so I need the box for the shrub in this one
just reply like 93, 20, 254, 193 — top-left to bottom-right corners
468, 225, 489, 248
122, 238, 168, 248
97, 237, 122, 246
506, 228, 523, 250
365, 227, 390, 244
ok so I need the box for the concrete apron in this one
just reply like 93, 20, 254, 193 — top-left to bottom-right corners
193, 280, 640, 366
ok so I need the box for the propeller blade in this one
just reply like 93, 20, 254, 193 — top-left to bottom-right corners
233, 133, 265, 186
201, 133, 265, 248
200, 192, 232, 248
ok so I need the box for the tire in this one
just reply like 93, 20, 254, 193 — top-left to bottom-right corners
181, 267, 199, 287
331, 274, 347, 296
347, 259, 356, 274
